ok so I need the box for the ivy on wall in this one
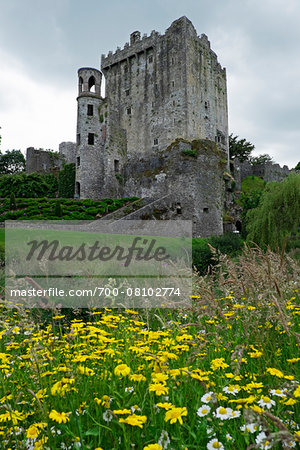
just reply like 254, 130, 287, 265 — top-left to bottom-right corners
58, 163, 75, 198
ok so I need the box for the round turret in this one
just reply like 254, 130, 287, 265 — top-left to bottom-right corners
78, 67, 102, 97
75, 67, 105, 199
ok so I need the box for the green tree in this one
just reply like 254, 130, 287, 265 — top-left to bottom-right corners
295, 161, 300, 171
239, 176, 266, 238
229, 134, 255, 161
246, 173, 300, 250
0, 149, 26, 174
250, 154, 274, 165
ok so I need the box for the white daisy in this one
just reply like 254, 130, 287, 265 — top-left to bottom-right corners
125, 386, 134, 393
283, 441, 296, 448
255, 431, 273, 449
270, 388, 286, 398
223, 385, 239, 395
197, 404, 211, 417
258, 396, 275, 409
240, 423, 262, 433
201, 391, 215, 403
207, 438, 224, 450
229, 409, 241, 419
214, 406, 233, 420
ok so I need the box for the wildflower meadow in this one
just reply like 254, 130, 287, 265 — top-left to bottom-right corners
0, 246, 299, 449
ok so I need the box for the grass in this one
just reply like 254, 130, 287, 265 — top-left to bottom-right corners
0, 245, 299, 449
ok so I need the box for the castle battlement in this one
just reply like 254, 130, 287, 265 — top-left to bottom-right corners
101, 17, 225, 75
101, 31, 160, 68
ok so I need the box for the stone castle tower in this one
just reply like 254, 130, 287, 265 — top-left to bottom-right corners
75, 16, 229, 237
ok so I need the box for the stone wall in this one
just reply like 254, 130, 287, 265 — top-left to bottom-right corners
59, 142, 76, 165
232, 159, 291, 190
26, 147, 60, 174
253, 162, 290, 182
111, 139, 227, 237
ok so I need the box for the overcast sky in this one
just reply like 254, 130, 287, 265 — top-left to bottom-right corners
0, 0, 299, 168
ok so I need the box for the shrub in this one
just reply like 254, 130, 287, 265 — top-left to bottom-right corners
54, 201, 62, 217
192, 233, 243, 275
192, 238, 214, 275
10, 192, 16, 210
0, 172, 58, 198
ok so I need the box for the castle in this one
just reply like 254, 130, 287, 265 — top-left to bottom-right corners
74, 17, 229, 236
25, 17, 292, 237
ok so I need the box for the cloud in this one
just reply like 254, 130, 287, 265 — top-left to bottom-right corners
0, 49, 76, 154
0, 0, 299, 168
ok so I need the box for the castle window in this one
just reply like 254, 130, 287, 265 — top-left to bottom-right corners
77, 134, 81, 145
204, 101, 209, 109
126, 107, 131, 115
154, 138, 158, 146
114, 159, 120, 173
148, 55, 153, 63
77, 156, 80, 167
88, 133, 95, 145
203, 208, 209, 213
75, 182, 80, 197
176, 202, 182, 214
171, 57, 175, 65
171, 81, 175, 88
173, 100, 176, 106
125, 89, 130, 96
87, 104, 93, 116
88, 76, 96, 93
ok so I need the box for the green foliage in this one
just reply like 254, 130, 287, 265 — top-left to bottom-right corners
0, 197, 139, 221
115, 173, 123, 183
193, 233, 243, 274
229, 134, 254, 161
192, 238, 212, 274
10, 192, 16, 210
246, 173, 300, 250
0, 229, 4, 266
181, 148, 197, 157
239, 176, 266, 238
54, 201, 62, 217
0, 149, 26, 174
58, 163, 75, 198
250, 153, 274, 165
295, 161, 300, 171
241, 175, 265, 193
0, 172, 58, 198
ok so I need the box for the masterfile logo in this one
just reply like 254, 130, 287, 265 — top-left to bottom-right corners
5, 220, 192, 309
